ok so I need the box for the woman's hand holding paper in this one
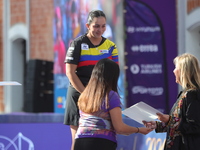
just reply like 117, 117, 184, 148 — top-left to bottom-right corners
142, 121, 157, 129
156, 113, 170, 123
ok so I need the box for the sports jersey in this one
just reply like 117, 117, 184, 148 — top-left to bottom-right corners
75, 91, 121, 143
65, 34, 118, 86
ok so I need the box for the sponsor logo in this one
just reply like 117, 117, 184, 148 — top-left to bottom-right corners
81, 43, 89, 50
127, 26, 160, 33
141, 64, 162, 74
130, 64, 140, 74
68, 47, 74, 51
131, 44, 158, 52
132, 86, 163, 96
67, 47, 74, 55
65, 56, 73, 60
130, 64, 162, 74
100, 50, 109, 53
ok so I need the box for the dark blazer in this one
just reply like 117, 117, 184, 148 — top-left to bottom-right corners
178, 89, 200, 150
156, 89, 200, 150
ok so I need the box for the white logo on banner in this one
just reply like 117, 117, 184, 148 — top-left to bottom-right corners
130, 64, 140, 74
146, 137, 165, 150
0, 132, 34, 150
131, 44, 158, 52
141, 64, 162, 74
130, 64, 162, 74
127, 26, 160, 33
132, 86, 163, 96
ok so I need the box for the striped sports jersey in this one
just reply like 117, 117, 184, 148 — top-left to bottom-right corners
65, 34, 118, 86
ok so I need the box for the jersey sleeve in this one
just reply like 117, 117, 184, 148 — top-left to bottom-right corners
108, 91, 121, 110
64, 40, 81, 65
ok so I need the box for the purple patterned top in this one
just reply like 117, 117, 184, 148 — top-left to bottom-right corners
75, 90, 121, 143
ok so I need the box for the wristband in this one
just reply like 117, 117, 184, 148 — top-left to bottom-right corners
136, 127, 139, 133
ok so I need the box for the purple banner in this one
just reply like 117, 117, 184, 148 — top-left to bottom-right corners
0, 119, 166, 150
125, 0, 177, 112
0, 123, 71, 150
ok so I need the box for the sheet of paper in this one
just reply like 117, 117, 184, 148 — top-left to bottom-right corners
0, 81, 22, 86
122, 101, 162, 125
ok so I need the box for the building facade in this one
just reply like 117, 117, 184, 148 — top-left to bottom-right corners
177, 0, 200, 59
0, 0, 54, 112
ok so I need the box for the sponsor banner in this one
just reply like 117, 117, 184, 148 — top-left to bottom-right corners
125, 0, 169, 112
0, 116, 166, 150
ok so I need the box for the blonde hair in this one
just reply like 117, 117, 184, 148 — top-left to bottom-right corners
173, 53, 200, 90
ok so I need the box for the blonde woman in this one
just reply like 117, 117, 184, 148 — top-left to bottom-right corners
144, 53, 200, 150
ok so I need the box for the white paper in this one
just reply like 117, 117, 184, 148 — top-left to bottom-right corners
0, 81, 22, 86
122, 101, 162, 125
